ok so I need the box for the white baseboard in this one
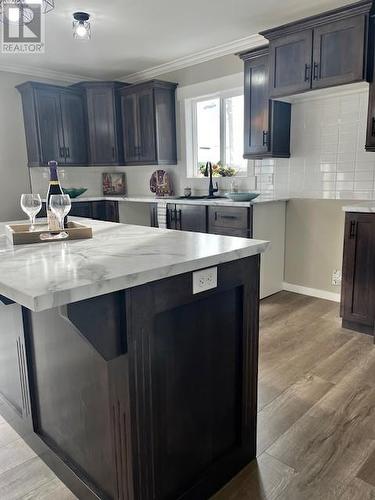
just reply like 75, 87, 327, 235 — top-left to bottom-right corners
282, 282, 341, 303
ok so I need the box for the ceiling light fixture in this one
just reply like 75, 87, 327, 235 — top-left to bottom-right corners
72, 11, 90, 40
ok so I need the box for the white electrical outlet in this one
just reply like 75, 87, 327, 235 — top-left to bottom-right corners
332, 270, 342, 286
192, 267, 218, 294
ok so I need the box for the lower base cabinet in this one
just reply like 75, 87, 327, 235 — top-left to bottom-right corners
39, 200, 120, 223
341, 212, 375, 336
167, 204, 207, 232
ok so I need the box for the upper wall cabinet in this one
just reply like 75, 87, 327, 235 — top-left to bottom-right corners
239, 47, 291, 159
119, 80, 178, 166
17, 82, 88, 167
73, 81, 127, 166
261, 1, 373, 98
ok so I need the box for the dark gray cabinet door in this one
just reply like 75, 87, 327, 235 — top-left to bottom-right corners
269, 30, 313, 97
120, 81, 177, 166
312, 15, 366, 89
85, 86, 118, 165
342, 213, 375, 334
137, 88, 157, 164
240, 48, 291, 159
366, 61, 375, 151
60, 91, 88, 166
167, 204, 207, 233
243, 55, 269, 157
69, 202, 93, 218
122, 92, 140, 164
35, 88, 65, 165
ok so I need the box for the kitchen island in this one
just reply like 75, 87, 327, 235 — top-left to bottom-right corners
0, 219, 268, 500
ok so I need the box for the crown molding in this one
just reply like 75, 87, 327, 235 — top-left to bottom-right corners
122, 33, 266, 83
0, 63, 96, 84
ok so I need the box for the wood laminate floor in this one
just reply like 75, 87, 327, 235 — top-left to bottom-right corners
0, 291, 374, 499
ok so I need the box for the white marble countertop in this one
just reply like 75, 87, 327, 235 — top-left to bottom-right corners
0, 219, 269, 312
343, 203, 375, 213
64, 195, 288, 208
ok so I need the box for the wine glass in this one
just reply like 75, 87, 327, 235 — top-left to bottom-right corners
20, 194, 42, 232
49, 194, 71, 239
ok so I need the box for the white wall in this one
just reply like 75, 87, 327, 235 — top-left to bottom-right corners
0, 71, 31, 222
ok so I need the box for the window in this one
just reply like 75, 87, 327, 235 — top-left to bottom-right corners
187, 90, 247, 178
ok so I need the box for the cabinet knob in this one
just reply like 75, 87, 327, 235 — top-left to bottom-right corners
262, 130, 269, 147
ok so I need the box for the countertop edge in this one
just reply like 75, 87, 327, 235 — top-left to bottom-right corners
0, 238, 269, 312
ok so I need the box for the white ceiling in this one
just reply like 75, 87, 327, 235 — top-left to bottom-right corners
0, 0, 358, 81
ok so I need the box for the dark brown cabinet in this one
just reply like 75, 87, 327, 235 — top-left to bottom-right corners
366, 63, 375, 150
73, 82, 127, 166
167, 204, 207, 232
17, 82, 88, 167
240, 47, 291, 159
120, 80, 178, 166
60, 91, 88, 165
70, 200, 119, 223
312, 16, 367, 89
268, 30, 313, 97
208, 206, 252, 238
341, 212, 375, 336
261, 1, 372, 98
39, 200, 120, 223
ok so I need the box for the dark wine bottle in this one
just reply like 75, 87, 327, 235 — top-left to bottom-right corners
46, 160, 63, 232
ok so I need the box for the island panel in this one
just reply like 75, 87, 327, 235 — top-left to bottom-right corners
0, 255, 260, 500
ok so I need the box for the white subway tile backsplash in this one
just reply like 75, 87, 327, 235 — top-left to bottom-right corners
271, 86, 375, 201
336, 172, 354, 181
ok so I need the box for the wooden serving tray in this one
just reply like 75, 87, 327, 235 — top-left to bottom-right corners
5, 221, 93, 245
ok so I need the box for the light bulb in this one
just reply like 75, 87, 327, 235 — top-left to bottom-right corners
75, 23, 87, 38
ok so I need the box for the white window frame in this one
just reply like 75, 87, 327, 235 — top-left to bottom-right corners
185, 87, 246, 178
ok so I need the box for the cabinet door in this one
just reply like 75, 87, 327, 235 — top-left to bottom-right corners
60, 92, 88, 166
244, 56, 269, 157
312, 16, 366, 89
104, 201, 119, 223
69, 202, 93, 218
342, 213, 375, 332
175, 204, 207, 233
122, 92, 140, 164
137, 88, 157, 163
85, 87, 118, 165
269, 30, 313, 97
366, 75, 375, 151
35, 88, 65, 164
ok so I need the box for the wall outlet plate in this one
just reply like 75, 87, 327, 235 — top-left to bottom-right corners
193, 267, 218, 294
332, 270, 342, 286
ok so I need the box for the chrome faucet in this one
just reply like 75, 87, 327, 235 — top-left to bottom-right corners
204, 162, 219, 198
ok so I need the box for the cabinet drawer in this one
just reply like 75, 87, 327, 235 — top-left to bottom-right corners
208, 207, 249, 230
209, 227, 250, 238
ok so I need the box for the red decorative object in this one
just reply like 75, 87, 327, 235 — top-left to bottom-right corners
150, 170, 173, 197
